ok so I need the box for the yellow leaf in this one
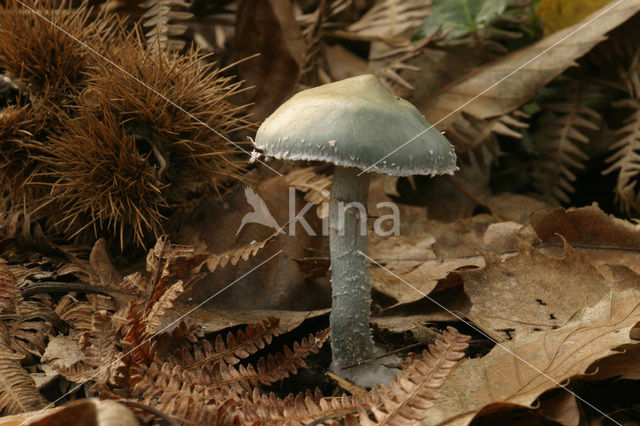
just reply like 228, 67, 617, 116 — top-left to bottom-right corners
538, 0, 615, 35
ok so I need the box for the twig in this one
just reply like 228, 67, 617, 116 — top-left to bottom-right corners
21, 282, 133, 298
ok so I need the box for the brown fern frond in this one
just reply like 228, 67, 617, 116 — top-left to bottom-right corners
112, 353, 146, 396
56, 296, 115, 339
123, 303, 156, 366
347, 0, 429, 38
238, 387, 360, 425
60, 310, 120, 384
531, 81, 601, 203
285, 167, 332, 205
126, 361, 237, 424
0, 337, 48, 415
5, 296, 54, 358
187, 317, 281, 369
603, 99, 640, 214
0, 0, 118, 96
360, 327, 470, 425
140, 0, 194, 53
145, 280, 184, 334
447, 110, 529, 155
0, 259, 20, 315
195, 329, 329, 390
206, 231, 279, 273
156, 319, 203, 359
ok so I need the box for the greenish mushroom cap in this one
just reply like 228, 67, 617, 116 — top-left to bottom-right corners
254, 74, 457, 176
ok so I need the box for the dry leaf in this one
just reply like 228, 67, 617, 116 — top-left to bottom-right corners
539, 0, 615, 35
528, 204, 640, 276
462, 239, 608, 341
41, 336, 83, 370
235, 0, 306, 121
419, 265, 640, 426
369, 215, 522, 305
0, 398, 139, 426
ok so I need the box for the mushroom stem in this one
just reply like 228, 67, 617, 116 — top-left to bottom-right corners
329, 166, 374, 369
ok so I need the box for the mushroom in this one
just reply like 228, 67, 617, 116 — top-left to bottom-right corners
253, 74, 457, 387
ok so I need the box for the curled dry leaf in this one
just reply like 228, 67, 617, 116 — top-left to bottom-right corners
0, 398, 139, 426
419, 265, 640, 426
527, 204, 640, 276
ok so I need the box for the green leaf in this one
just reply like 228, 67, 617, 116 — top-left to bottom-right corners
414, 0, 509, 40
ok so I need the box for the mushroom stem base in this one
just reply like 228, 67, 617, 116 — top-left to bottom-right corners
329, 166, 374, 370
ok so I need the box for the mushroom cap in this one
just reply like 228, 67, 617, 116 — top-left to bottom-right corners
254, 74, 456, 176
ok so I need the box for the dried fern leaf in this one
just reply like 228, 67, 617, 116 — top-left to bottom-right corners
140, 0, 193, 52
5, 297, 54, 358
0, 338, 47, 415
0, 259, 20, 315
348, 0, 431, 38
188, 317, 280, 368
285, 167, 332, 205
206, 231, 279, 273
56, 296, 114, 339
195, 329, 329, 391
447, 111, 528, 154
237, 388, 358, 425
59, 311, 119, 384
360, 327, 470, 425
603, 99, 640, 214
145, 280, 184, 334
122, 303, 157, 367
531, 83, 600, 203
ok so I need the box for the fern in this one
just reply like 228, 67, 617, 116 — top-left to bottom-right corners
193, 329, 330, 390
603, 99, 640, 214
206, 231, 279, 273
361, 327, 470, 425
531, 82, 601, 203
60, 311, 119, 384
186, 316, 281, 368
0, 336, 47, 415
140, 0, 194, 53
0, 260, 20, 315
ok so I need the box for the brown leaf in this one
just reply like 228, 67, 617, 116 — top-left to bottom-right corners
234, 0, 306, 122
89, 238, 121, 287
422, 0, 640, 135
368, 215, 520, 305
0, 398, 139, 426
462, 239, 608, 341
419, 265, 640, 426
530, 204, 640, 247
527, 205, 640, 276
